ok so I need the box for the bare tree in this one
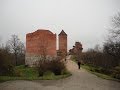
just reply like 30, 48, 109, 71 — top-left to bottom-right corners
103, 42, 120, 60
104, 12, 120, 65
110, 12, 120, 42
0, 45, 14, 76
7, 35, 25, 65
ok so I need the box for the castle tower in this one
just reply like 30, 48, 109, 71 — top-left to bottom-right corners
58, 30, 67, 56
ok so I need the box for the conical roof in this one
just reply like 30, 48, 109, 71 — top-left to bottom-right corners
59, 30, 67, 36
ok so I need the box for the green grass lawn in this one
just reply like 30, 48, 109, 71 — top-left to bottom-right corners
0, 65, 71, 83
14, 65, 39, 77
81, 65, 112, 79
81, 64, 120, 82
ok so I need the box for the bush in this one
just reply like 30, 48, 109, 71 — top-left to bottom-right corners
81, 51, 117, 69
50, 60, 65, 75
111, 66, 120, 79
0, 48, 14, 76
36, 58, 66, 76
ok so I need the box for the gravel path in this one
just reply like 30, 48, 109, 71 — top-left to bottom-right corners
0, 56, 120, 90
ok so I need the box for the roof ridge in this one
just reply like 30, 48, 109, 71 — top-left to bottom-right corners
59, 30, 67, 35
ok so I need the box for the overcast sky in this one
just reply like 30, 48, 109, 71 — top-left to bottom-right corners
0, 0, 120, 51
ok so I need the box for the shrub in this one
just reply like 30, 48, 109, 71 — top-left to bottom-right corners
111, 66, 120, 79
36, 58, 66, 76
50, 60, 65, 75
0, 48, 14, 76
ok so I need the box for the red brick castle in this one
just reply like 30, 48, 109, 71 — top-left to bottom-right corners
25, 29, 67, 66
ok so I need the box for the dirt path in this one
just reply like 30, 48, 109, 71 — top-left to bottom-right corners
0, 56, 120, 90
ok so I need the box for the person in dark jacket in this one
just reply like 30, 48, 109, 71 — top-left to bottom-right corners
77, 60, 81, 69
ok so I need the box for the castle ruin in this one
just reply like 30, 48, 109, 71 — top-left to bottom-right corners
25, 29, 67, 66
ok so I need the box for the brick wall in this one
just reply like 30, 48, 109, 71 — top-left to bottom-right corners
25, 29, 56, 66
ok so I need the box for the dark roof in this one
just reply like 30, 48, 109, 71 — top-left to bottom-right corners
59, 30, 67, 35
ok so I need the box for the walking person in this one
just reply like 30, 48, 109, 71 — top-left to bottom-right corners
65, 58, 66, 61
77, 60, 81, 69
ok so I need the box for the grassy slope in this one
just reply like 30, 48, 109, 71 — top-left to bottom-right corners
0, 65, 71, 83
